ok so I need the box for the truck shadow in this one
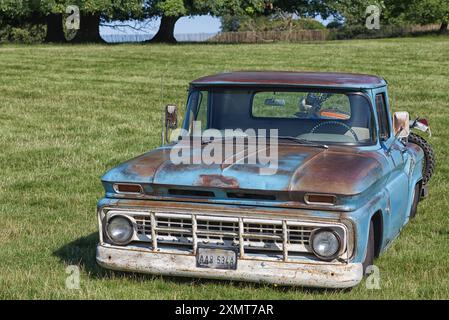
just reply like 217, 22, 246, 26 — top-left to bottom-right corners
53, 233, 343, 294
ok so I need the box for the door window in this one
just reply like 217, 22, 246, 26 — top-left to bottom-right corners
375, 93, 390, 140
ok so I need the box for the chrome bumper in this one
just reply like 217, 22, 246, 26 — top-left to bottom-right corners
96, 244, 363, 288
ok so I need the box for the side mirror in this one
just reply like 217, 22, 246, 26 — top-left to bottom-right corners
392, 111, 410, 138
165, 105, 178, 129
163, 105, 178, 143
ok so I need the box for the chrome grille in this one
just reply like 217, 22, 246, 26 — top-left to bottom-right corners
129, 211, 323, 261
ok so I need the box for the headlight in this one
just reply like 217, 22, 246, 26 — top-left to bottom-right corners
106, 215, 133, 245
311, 229, 341, 260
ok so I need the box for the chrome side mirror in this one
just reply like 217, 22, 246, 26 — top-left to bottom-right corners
393, 111, 410, 138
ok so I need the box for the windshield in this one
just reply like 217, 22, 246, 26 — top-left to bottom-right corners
183, 87, 375, 145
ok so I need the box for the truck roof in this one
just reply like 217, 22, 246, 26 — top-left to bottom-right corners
191, 71, 387, 90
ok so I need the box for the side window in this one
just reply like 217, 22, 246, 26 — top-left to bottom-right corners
196, 91, 208, 130
375, 93, 390, 140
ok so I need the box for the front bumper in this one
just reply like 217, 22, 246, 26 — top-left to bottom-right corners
96, 244, 363, 288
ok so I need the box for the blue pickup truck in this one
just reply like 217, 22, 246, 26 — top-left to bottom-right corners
96, 71, 434, 288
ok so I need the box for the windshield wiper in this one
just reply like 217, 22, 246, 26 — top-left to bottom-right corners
199, 135, 328, 149
278, 136, 329, 149
200, 136, 231, 145
200, 135, 250, 145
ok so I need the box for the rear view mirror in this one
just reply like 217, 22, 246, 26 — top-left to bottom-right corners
393, 111, 410, 138
264, 98, 285, 107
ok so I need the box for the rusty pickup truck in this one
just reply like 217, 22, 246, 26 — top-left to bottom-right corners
96, 71, 434, 288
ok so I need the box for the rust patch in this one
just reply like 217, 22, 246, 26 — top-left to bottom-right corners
196, 174, 239, 188
127, 149, 170, 177
289, 150, 384, 195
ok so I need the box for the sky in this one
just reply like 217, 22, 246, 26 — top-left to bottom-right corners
175, 15, 222, 34
101, 15, 222, 35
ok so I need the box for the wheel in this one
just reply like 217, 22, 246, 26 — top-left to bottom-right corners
408, 132, 435, 185
362, 221, 375, 275
409, 183, 420, 219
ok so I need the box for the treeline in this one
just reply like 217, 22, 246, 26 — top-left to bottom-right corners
0, 0, 448, 44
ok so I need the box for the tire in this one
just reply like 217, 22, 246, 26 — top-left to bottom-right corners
409, 183, 420, 219
362, 221, 375, 275
408, 132, 435, 185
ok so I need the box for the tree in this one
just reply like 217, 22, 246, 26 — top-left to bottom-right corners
0, 0, 51, 42
145, 0, 268, 43
36, 1, 66, 43
273, 0, 337, 20
145, 0, 186, 43
23, 0, 145, 43
221, 0, 335, 32
405, 0, 449, 34
328, 0, 449, 33
0, 0, 31, 26
68, 0, 145, 43
223, 14, 326, 32
326, 0, 382, 26
45, 13, 66, 42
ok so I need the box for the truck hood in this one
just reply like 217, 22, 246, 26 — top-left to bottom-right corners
102, 143, 385, 196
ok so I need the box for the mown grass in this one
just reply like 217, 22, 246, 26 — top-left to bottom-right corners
1, 36, 449, 299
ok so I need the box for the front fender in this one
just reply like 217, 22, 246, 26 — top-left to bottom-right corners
342, 189, 389, 263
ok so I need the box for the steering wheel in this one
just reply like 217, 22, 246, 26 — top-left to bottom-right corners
311, 121, 359, 142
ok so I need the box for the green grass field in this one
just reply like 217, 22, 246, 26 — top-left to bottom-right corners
1, 36, 449, 299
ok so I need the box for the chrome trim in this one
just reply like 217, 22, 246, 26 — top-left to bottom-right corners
100, 207, 350, 263
97, 244, 364, 288
238, 218, 244, 258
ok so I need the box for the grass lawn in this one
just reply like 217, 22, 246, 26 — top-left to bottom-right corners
1, 36, 449, 299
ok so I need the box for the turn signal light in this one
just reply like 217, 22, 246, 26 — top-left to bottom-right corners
304, 194, 336, 205
114, 183, 143, 194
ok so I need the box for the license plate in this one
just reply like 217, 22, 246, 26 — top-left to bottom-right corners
196, 247, 237, 270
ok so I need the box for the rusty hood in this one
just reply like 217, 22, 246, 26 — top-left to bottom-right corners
102, 143, 385, 196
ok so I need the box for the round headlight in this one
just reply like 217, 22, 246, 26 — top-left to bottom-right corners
311, 229, 341, 260
106, 216, 133, 245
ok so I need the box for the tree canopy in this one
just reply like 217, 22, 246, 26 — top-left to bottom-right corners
221, 0, 333, 33
406, 0, 449, 33
0, 0, 146, 43
1, 0, 448, 43
145, 0, 268, 42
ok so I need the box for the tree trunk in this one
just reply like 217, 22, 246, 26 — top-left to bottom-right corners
439, 22, 448, 34
71, 13, 103, 43
148, 16, 180, 43
45, 14, 66, 43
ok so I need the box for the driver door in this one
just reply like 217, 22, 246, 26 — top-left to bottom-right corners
374, 90, 410, 243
